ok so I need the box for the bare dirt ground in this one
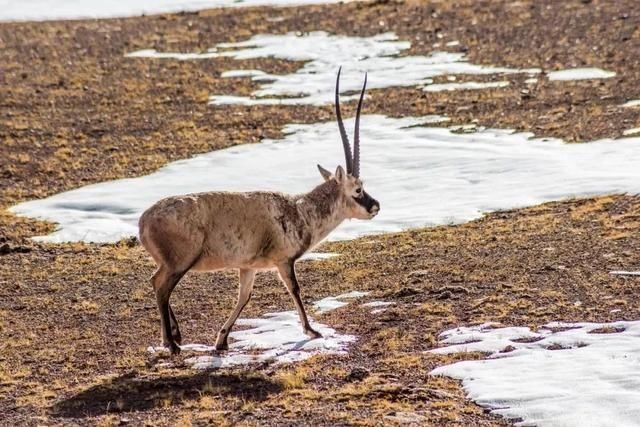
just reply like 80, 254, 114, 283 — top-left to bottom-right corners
1, 0, 640, 425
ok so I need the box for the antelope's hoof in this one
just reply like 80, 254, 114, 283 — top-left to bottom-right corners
167, 342, 181, 356
173, 332, 183, 346
215, 329, 229, 351
215, 334, 228, 351
305, 328, 323, 339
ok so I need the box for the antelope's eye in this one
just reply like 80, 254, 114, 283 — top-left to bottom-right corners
355, 188, 362, 195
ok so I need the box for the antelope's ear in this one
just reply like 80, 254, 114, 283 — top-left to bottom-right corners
334, 165, 346, 182
317, 164, 332, 181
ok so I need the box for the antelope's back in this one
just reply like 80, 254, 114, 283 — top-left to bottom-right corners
139, 191, 299, 270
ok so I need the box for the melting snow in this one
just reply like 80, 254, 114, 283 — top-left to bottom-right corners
362, 301, 394, 308
313, 291, 370, 314
362, 300, 395, 314
128, 49, 220, 60
610, 271, 640, 276
127, 32, 540, 105
221, 69, 268, 78
10, 114, 640, 243
149, 292, 366, 369
423, 81, 510, 92
622, 100, 640, 108
0, 0, 355, 22
430, 321, 640, 426
547, 67, 616, 81
299, 252, 339, 261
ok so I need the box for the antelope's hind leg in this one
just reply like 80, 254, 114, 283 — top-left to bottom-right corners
215, 268, 256, 351
168, 305, 182, 345
151, 266, 188, 355
277, 261, 322, 339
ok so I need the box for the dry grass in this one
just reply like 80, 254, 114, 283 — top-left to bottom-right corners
5, 188, 640, 427
2, 0, 640, 425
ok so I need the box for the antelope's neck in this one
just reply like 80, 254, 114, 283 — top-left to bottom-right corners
297, 180, 346, 247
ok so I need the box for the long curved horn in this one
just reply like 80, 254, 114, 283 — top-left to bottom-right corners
335, 67, 352, 174
352, 73, 367, 178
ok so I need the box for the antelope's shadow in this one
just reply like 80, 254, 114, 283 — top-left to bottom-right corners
51, 370, 282, 418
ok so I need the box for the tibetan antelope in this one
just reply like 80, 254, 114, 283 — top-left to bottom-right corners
139, 68, 379, 355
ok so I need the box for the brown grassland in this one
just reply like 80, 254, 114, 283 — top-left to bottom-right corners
1, 0, 640, 425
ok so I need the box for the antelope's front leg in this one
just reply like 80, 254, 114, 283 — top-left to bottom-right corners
277, 261, 322, 339
215, 268, 256, 351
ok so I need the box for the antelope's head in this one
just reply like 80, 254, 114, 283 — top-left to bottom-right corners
317, 68, 380, 220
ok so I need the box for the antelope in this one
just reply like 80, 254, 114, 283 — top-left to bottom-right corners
139, 68, 380, 355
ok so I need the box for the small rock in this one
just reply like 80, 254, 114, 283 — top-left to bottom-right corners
435, 285, 469, 294
379, 310, 401, 322
125, 236, 138, 247
392, 287, 421, 298
345, 367, 369, 382
407, 269, 429, 278
421, 387, 456, 400
384, 411, 427, 424
546, 343, 568, 351
407, 270, 430, 284
436, 291, 452, 300
500, 345, 516, 353
0, 243, 10, 255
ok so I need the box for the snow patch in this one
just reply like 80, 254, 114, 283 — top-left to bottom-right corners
610, 270, 640, 276
362, 301, 395, 308
220, 69, 268, 78
423, 81, 509, 92
10, 115, 640, 243
622, 100, 640, 108
623, 127, 640, 136
127, 32, 540, 105
363, 300, 395, 314
313, 291, 370, 314
547, 67, 616, 81
0, 0, 356, 22
299, 252, 340, 261
430, 321, 640, 426
126, 49, 219, 60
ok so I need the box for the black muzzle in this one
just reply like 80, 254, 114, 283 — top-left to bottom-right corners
355, 190, 380, 214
